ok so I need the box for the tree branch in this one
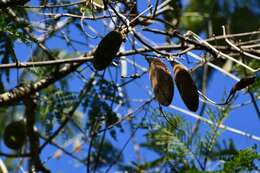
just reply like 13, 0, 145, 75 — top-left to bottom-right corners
0, 53, 90, 106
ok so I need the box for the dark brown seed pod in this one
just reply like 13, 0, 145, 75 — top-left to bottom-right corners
4, 120, 26, 150
230, 76, 256, 94
93, 30, 123, 71
147, 58, 174, 106
172, 62, 199, 112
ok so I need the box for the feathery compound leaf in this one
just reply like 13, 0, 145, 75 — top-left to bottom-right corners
146, 58, 174, 106
172, 62, 199, 112
223, 146, 260, 172
93, 30, 123, 70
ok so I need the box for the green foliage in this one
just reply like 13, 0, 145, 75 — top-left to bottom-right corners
206, 139, 238, 161
180, 0, 260, 34
83, 78, 124, 109
0, 6, 29, 82
127, 110, 194, 172
247, 60, 260, 96
221, 146, 260, 173
118, 108, 260, 172
0, 16, 30, 44
40, 90, 79, 136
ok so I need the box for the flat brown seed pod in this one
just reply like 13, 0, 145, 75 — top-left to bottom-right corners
231, 76, 256, 94
93, 30, 123, 71
172, 62, 199, 112
147, 58, 174, 106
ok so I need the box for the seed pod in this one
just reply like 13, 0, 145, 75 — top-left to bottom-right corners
93, 30, 123, 71
230, 76, 256, 94
147, 58, 174, 106
172, 62, 199, 112
4, 120, 26, 150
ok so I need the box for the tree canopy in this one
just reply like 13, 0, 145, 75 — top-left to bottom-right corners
0, 0, 260, 172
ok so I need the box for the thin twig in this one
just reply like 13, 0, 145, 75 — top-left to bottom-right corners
169, 105, 260, 142
188, 31, 260, 73
40, 134, 85, 165
188, 52, 240, 81
98, 98, 153, 133
222, 26, 260, 60
206, 30, 260, 42
105, 118, 142, 173
39, 74, 96, 152
20, 0, 102, 9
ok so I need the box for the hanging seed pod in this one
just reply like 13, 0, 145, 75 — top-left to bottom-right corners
230, 76, 256, 94
93, 30, 123, 71
3, 120, 26, 150
224, 76, 256, 104
147, 58, 174, 106
172, 62, 199, 112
